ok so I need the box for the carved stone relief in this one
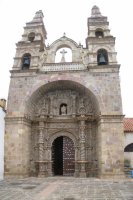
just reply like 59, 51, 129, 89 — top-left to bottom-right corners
30, 119, 98, 177
30, 88, 98, 177
34, 89, 94, 118
39, 49, 48, 67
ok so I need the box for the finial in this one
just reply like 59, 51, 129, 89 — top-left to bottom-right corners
32, 10, 44, 22
91, 5, 102, 17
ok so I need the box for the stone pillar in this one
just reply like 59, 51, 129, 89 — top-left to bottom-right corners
46, 146, 53, 176
98, 115, 125, 179
37, 122, 48, 177
74, 146, 79, 177
49, 96, 54, 117
78, 116, 88, 177
72, 95, 76, 117
38, 128, 44, 177
79, 120, 86, 161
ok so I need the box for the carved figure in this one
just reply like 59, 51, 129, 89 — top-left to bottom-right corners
61, 105, 67, 115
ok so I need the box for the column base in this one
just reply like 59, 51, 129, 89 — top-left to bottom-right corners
38, 172, 48, 178
35, 160, 48, 178
79, 171, 87, 178
77, 160, 88, 178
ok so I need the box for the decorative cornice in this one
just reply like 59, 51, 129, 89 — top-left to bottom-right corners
97, 114, 124, 123
87, 64, 120, 70
40, 62, 87, 72
5, 116, 31, 126
10, 69, 38, 74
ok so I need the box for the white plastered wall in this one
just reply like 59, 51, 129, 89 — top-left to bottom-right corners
0, 107, 5, 180
124, 132, 133, 167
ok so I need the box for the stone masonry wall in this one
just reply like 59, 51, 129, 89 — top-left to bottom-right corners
5, 118, 31, 177
98, 117, 124, 178
7, 69, 122, 117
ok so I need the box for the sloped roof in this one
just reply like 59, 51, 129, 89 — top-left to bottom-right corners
124, 118, 133, 132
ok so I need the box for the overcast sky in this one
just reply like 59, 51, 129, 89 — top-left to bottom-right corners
0, 0, 133, 117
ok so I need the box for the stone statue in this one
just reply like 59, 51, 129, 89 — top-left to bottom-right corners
61, 105, 67, 115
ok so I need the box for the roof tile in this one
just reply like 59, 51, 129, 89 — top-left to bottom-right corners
124, 118, 133, 132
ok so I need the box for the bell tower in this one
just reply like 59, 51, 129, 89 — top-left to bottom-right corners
86, 5, 117, 66
13, 10, 47, 71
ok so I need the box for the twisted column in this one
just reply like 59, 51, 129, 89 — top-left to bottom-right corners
79, 120, 86, 161
50, 96, 54, 117
78, 116, 88, 177
38, 128, 44, 161
72, 95, 76, 116
37, 121, 48, 177
38, 128, 45, 177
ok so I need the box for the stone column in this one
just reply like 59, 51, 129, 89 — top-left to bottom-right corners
46, 146, 53, 176
37, 122, 48, 177
49, 96, 54, 117
78, 116, 88, 177
38, 128, 44, 177
72, 95, 76, 117
79, 120, 86, 161
74, 146, 80, 177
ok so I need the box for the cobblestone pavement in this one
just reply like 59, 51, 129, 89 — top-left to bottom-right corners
0, 177, 133, 200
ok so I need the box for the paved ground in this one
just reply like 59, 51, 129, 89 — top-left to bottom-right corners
0, 177, 133, 200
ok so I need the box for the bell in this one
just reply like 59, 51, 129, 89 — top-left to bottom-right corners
98, 54, 106, 65
23, 58, 30, 66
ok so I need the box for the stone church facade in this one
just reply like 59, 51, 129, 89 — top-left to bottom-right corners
5, 6, 124, 178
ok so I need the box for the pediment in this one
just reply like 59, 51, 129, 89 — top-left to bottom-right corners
49, 35, 79, 51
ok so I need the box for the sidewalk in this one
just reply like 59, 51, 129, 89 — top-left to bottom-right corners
0, 177, 133, 200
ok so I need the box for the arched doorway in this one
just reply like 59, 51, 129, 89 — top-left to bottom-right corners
52, 136, 75, 176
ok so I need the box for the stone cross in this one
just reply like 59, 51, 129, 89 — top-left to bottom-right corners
60, 49, 67, 62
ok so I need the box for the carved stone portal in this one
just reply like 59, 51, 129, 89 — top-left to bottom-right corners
30, 88, 98, 177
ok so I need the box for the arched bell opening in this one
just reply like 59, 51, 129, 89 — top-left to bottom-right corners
95, 29, 104, 38
52, 136, 75, 176
28, 32, 35, 42
97, 49, 108, 65
22, 53, 31, 69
